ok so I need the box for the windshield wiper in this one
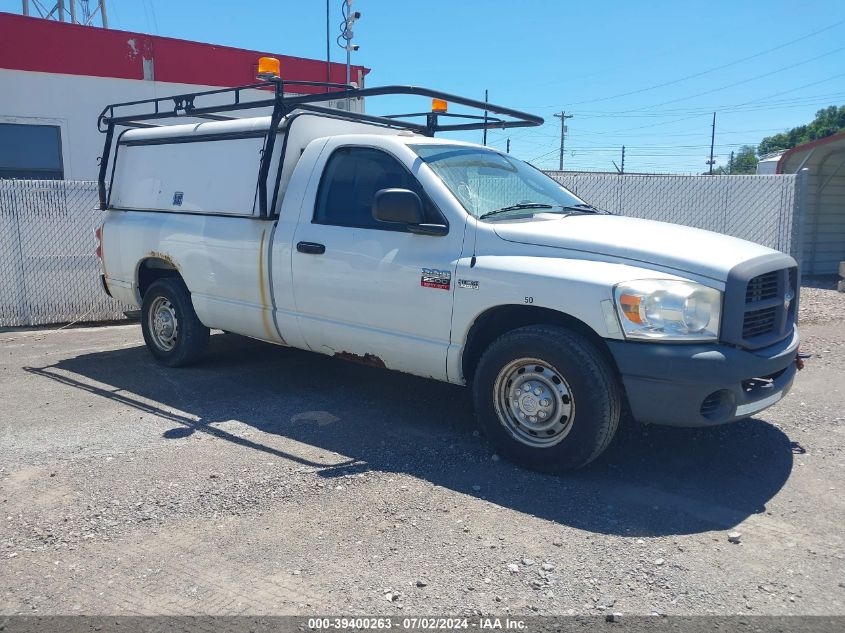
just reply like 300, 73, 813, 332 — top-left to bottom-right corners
560, 203, 611, 215
479, 203, 555, 220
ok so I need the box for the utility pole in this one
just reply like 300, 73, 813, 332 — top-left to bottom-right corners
728, 150, 734, 175
326, 0, 331, 90
553, 111, 573, 171
506, 139, 510, 154
21, 1, 108, 27
613, 146, 626, 174
707, 111, 716, 175
338, 0, 361, 110
482, 90, 489, 146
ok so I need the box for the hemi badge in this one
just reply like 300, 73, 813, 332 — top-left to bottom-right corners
458, 279, 479, 290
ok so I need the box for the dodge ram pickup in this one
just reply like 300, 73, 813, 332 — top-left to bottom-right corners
95, 65, 800, 470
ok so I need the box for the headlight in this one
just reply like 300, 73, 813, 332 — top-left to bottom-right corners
613, 279, 721, 341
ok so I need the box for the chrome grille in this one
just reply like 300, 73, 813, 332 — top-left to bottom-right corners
743, 306, 778, 338
739, 267, 797, 344
745, 271, 778, 303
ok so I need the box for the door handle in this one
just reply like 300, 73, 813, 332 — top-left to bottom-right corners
297, 241, 326, 255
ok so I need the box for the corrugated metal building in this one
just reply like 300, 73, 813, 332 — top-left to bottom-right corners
757, 131, 845, 275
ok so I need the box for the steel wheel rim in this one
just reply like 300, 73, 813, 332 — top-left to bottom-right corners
148, 296, 179, 352
493, 357, 575, 448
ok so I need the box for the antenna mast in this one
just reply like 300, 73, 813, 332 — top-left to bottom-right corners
21, 1, 109, 27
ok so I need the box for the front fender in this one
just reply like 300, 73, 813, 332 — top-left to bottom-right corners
446, 255, 693, 383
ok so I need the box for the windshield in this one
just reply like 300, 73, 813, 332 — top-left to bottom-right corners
411, 144, 585, 220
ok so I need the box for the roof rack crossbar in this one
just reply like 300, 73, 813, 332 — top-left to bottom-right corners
115, 121, 162, 129
98, 81, 543, 134
194, 113, 238, 122
97, 78, 543, 215
293, 103, 429, 134
382, 111, 502, 124
274, 85, 542, 133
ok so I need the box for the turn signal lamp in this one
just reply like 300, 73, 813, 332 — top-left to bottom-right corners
618, 294, 643, 324
432, 98, 448, 112
257, 56, 280, 79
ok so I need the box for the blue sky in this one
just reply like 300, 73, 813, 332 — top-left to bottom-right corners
13, 0, 845, 173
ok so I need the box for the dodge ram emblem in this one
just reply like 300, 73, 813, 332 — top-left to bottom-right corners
784, 288, 795, 311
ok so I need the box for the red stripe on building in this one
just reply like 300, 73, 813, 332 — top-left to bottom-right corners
0, 13, 368, 92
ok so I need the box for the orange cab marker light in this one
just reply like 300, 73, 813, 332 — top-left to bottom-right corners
257, 57, 280, 78
619, 294, 643, 324
432, 98, 448, 112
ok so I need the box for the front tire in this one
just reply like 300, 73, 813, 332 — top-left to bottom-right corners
473, 325, 621, 471
141, 278, 209, 367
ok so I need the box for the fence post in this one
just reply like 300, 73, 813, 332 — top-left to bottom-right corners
793, 168, 809, 282
10, 184, 32, 326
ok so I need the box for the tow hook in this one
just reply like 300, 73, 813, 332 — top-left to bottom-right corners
796, 346, 811, 371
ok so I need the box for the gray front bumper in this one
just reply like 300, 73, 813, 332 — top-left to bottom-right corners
606, 327, 799, 427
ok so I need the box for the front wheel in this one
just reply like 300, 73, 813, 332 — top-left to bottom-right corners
473, 325, 621, 471
141, 278, 210, 367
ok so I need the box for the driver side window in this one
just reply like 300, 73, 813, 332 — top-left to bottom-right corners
314, 146, 440, 230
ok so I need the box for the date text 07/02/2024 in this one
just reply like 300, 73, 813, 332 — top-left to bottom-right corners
307, 617, 527, 630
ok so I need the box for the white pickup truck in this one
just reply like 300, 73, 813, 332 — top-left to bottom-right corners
96, 70, 800, 470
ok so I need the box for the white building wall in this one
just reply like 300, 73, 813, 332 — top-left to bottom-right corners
0, 69, 359, 181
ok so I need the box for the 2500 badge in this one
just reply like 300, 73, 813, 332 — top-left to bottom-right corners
421, 268, 451, 290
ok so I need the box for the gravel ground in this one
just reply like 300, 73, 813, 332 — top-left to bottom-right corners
798, 278, 842, 325
0, 285, 843, 616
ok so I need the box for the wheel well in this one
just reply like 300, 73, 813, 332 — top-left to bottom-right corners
137, 258, 181, 299
461, 305, 618, 382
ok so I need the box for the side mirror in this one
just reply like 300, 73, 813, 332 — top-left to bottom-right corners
373, 188, 424, 225
372, 188, 448, 236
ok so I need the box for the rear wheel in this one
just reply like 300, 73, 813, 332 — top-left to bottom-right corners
141, 278, 209, 367
473, 325, 621, 471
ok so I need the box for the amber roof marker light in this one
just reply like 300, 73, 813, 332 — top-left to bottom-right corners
257, 57, 281, 81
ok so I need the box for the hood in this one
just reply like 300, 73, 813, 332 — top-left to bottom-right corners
492, 214, 779, 281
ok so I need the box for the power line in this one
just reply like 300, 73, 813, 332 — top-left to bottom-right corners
574, 70, 845, 138
488, 86, 845, 150
567, 91, 845, 118
585, 44, 845, 117
717, 70, 845, 111
550, 17, 845, 108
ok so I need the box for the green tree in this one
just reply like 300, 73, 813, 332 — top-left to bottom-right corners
729, 145, 758, 174
709, 145, 758, 175
758, 105, 845, 155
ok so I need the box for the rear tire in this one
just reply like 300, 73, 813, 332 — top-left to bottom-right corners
141, 278, 209, 367
472, 325, 621, 471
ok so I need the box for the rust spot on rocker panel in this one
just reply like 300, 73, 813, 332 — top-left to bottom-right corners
334, 351, 387, 369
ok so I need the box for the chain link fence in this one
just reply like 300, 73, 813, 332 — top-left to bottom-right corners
0, 180, 130, 327
545, 171, 805, 257
1, 174, 805, 328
